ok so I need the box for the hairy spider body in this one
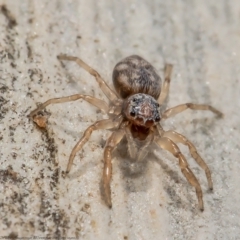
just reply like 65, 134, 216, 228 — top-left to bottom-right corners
30, 54, 223, 211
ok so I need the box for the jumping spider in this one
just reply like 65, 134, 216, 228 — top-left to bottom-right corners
29, 54, 223, 211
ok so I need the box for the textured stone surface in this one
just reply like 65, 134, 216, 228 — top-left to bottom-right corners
0, 0, 239, 239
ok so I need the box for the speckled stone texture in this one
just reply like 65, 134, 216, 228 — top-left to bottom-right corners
0, 1, 239, 239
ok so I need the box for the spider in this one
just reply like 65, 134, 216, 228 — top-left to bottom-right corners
29, 54, 223, 211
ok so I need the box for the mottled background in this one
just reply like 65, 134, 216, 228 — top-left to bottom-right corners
0, 1, 239, 239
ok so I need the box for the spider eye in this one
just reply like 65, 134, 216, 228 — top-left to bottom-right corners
130, 111, 136, 117
155, 116, 160, 122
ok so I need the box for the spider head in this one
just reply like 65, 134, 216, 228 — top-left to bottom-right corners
123, 93, 161, 128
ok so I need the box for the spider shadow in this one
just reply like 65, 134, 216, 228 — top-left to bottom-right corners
63, 136, 198, 212
151, 149, 201, 212
116, 138, 152, 194
97, 138, 198, 211
98, 138, 152, 203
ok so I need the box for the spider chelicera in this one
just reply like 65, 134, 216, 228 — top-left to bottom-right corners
30, 54, 223, 211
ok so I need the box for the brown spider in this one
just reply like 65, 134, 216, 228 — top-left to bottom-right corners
29, 54, 223, 211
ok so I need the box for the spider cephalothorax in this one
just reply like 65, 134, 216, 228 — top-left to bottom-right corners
122, 93, 161, 128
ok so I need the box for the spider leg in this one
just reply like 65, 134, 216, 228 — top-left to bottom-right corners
66, 117, 122, 174
155, 136, 204, 211
29, 94, 109, 119
103, 128, 125, 208
57, 54, 118, 102
158, 63, 173, 105
162, 103, 223, 119
125, 125, 138, 159
162, 130, 213, 190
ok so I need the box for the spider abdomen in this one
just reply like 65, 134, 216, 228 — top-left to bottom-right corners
112, 55, 162, 99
